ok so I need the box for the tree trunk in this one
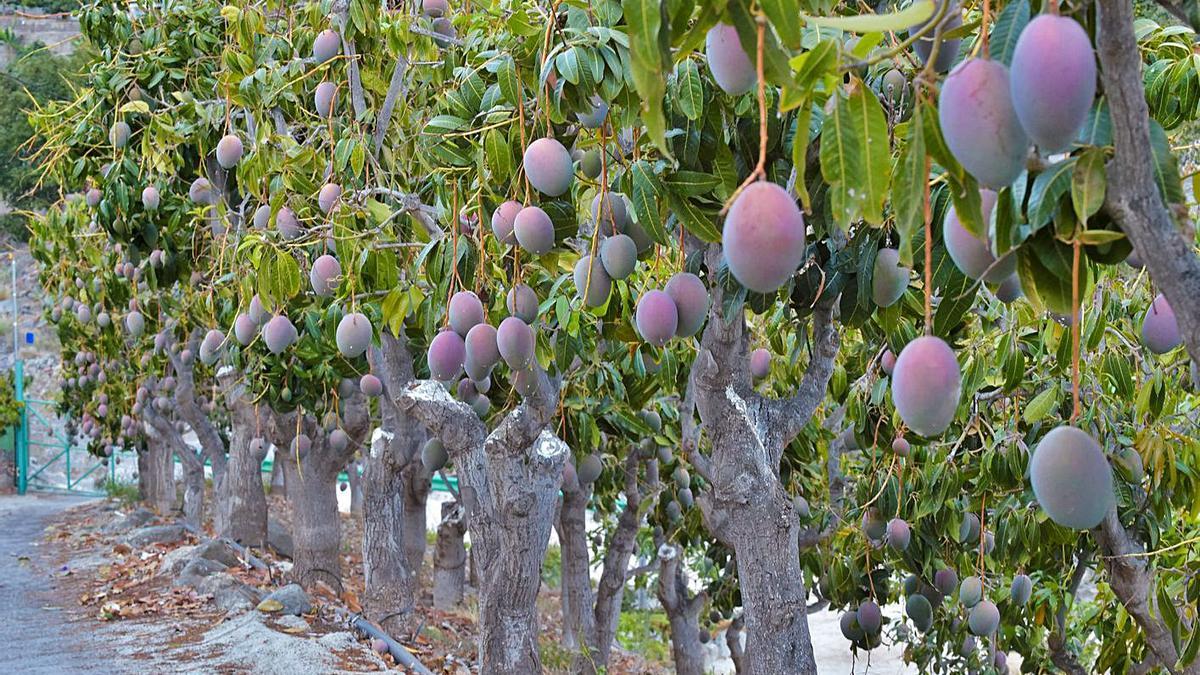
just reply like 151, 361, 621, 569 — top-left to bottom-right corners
726, 615, 747, 674
401, 463, 431, 578
270, 393, 369, 590
657, 543, 706, 675
433, 499, 466, 609
280, 439, 344, 590
360, 331, 429, 634
687, 245, 839, 675
270, 455, 286, 496
556, 481, 594, 656
588, 454, 650, 673
401, 377, 567, 675
178, 448, 205, 529
347, 459, 363, 515
473, 431, 566, 674
138, 442, 175, 515
214, 405, 268, 547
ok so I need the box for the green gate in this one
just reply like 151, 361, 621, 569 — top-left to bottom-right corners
14, 360, 110, 496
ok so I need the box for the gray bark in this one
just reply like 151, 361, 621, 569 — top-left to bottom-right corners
137, 440, 175, 515
165, 331, 228, 482
1098, 0, 1200, 365
689, 244, 840, 675
214, 403, 268, 547
347, 459, 364, 516
400, 370, 567, 675
433, 500, 466, 609
142, 403, 203, 526
270, 456, 286, 496
270, 392, 370, 590
1095, 510, 1190, 674
727, 615, 747, 675
556, 479, 595, 655
361, 331, 429, 634
656, 543, 706, 675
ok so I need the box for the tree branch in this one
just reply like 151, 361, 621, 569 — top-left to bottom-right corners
166, 329, 228, 477
373, 53, 410, 157
399, 380, 487, 456
1097, 0, 1200, 365
1094, 509, 1181, 673
767, 294, 840, 445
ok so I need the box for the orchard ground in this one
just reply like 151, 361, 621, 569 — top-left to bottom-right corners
5, 476, 927, 673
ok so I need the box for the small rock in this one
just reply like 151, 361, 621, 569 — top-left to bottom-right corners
274, 614, 310, 632
157, 545, 199, 576
199, 573, 260, 614
267, 519, 294, 559
194, 539, 242, 568
123, 524, 186, 547
175, 558, 227, 587
259, 584, 311, 616
103, 508, 155, 534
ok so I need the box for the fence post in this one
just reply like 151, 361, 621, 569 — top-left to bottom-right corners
15, 359, 26, 495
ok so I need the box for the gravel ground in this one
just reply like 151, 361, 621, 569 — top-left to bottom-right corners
0, 493, 127, 674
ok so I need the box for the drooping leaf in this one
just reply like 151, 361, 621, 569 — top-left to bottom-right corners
892, 104, 927, 267
1071, 147, 1106, 225
820, 83, 890, 229
623, 0, 674, 160
988, 0, 1030, 66
630, 160, 669, 245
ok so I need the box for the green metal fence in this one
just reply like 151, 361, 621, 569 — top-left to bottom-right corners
14, 360, 110, 496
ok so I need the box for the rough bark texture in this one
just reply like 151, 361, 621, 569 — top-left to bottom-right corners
137, 441, 175, 515
401, 371, 566, 675
727, 615, 747, 675
688, 247, 840, 675
142, 403, 202, 525
269, 457, 286, 496
361, 331, 429, 635
556, 480, 595, 655
656, 543, 705, 675
1097, 0, 1200, 365
214, 403, 269, 547
166, 330, 228, 482
270, 392, 369, 590
433, 500, 466, 609
1095, 510, 1189, 674
347, 459, 364, 515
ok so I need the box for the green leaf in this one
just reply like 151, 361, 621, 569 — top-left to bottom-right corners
761, 0, 803, 48
1028, 158, 1076, 231
630, 160, 669, 246
1076, 229, 1125, 245
788, 39, 838, 94
790, 103, 814, 211
119, 101, 150, 115
1071, 147, 1106, 224
1149, 120, 1186, 205
727, 1, 791, 86
892, 104, 927, 267
988, 0, 1029, 66
803, 0, 933, 33
673, 59, 704, 121
666, 191, 721, 243
483, 129, 512, 183
556, 47, 582, 85
623, 0, 673, 161
820, 84, 891, 228
497, 56, 521, 107
1023, 383, 1060, 424
663, 170, 721, 196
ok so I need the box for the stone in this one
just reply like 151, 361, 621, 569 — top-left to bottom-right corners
267, 518, 294, 559
260, 583, 312, 616
199, 572, 260, 614
194, 539, 243, 568
123, 524, 187, 547
175, 557, 228, 587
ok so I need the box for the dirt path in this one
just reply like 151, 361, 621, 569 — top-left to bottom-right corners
0, 493, 129, 674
